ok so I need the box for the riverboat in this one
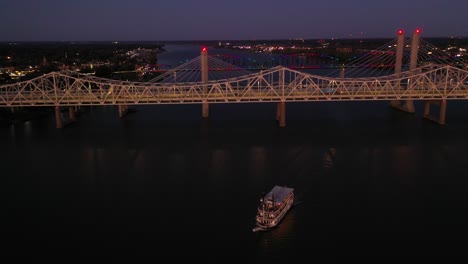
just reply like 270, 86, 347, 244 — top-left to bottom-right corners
253, 185, 294, 231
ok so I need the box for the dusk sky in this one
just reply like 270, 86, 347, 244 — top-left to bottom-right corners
0, 0, 467, 41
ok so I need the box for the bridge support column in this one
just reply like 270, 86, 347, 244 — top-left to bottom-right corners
278, 102, 286, 127
202, 102, 209, 118
55, 106, 63, 129
403, 100, 415, 113
423, 100, 447, 125
68, 107, 76, 122
201, 47, 209, 119
389, 99, 415, 113
440, 100, 447, 124
118, 105, 124, 118
390, 100, 401, 108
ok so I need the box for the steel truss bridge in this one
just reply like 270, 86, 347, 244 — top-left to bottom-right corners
1, 64, 467, 107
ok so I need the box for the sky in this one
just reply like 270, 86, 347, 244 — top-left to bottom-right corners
0, 0, 467, 41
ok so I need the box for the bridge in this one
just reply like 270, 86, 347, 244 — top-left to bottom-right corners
0, 30, 467, 128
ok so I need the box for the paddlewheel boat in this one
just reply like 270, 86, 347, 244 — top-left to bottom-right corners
254, 185, 294, 231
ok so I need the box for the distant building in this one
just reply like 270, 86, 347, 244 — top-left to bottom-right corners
336, 47, 352, 53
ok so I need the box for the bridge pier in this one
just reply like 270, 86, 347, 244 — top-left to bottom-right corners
389, 100, 415, 114
68, 106, 76, 122
55, 106, 63, 129
423, 100, 447, 125
202, 102, 209, 118
277, 102, 286, 127
118, 104, 128, 118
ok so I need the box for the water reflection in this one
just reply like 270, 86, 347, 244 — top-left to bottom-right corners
24, 121, 32, 138
323, 147, 336, 169
249, 146, 268, 178
256, 209, 296, 258
391, 145, 418, 185
9, 124, 16, 148
210, 148, 229, 176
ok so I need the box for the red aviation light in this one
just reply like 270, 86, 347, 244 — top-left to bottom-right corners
397, 29, 404, 35
202, 47, 207, 52
415, 29, 421, 34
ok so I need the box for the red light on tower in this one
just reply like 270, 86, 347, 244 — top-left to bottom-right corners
415, 29, 421, 34
202, 47, 207, 52
397, 29, 404, 35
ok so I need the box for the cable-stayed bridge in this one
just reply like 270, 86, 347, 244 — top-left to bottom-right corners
0, 30, 467, 128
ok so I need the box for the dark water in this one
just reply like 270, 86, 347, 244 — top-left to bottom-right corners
2, 45, 468, 261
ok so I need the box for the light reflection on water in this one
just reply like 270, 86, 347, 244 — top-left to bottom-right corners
2, 102, 468, 259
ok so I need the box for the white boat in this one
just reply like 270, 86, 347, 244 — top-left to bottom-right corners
254, 185, 294, 231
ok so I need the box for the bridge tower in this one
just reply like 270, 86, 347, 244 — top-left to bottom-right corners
395, 29, 404, 75
390, 29, 405, 109
201, 47, 209, 118
403, 29, 420, 113
390, 29, 417, 113
417, 31, 446, 124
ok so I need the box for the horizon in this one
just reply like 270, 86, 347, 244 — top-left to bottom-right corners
1, 0, 467, 42
1, 35, 468, 44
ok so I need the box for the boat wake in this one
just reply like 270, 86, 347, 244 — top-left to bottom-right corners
252, 227, 267, 232
293, 200, 303, 206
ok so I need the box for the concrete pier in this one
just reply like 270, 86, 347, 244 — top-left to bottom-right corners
118, 104, 128, 118
423, 100, 447, 125
55, 106, 63, 129
68, 106, 76, 122
278, 102, 286, 127
202, 103, 209, 118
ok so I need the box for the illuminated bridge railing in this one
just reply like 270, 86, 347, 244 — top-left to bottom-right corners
0, 64, 467, 107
